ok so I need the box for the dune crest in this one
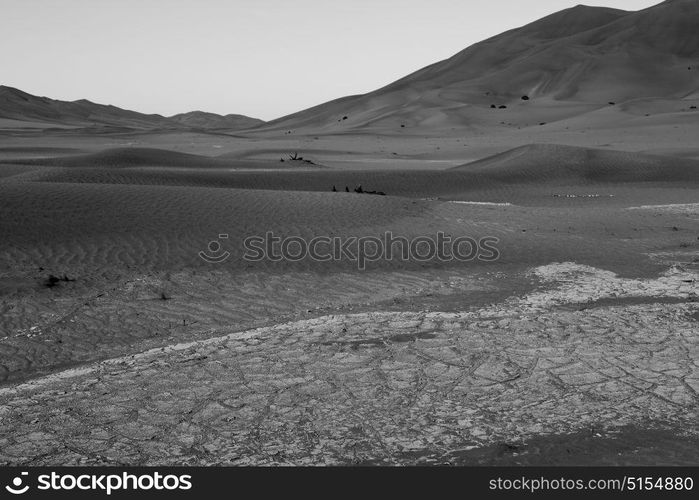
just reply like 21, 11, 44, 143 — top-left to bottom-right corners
0, 86, 264, 131
257, 0, 699, 132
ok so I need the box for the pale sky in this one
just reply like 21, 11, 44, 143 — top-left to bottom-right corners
1, 0, 661, 121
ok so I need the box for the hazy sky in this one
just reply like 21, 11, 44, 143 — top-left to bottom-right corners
1, 0, 661, 120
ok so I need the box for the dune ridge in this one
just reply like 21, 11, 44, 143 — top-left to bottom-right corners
0, 86, 265, 131
257, 0, 699, 132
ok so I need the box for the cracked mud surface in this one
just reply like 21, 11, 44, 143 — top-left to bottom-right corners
0, 262, 696, 465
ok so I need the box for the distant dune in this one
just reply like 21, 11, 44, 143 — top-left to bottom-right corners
0, 86, 264, 131
3, 1, 697, 135
0, 86, 174, 129
169, 111, 264, 130
258, 0, 699, 132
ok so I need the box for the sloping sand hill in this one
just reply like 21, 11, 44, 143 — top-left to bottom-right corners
257, 0, 699, 132
450, 143, 699, 184
0, 86, 174, 129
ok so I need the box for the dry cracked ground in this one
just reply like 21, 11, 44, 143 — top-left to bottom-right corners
0, 262, 697, 465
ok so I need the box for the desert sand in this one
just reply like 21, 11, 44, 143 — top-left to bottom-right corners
0, 0, 698, 466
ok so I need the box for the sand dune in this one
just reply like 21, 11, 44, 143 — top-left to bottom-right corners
18, 167, 698, 206
0, 86, 174, 129
3, 147, 324, 170
11, 143, 697, 206
451, 143, 699, 184
169, 111, 264, 130
0, 181, 436, 273
3, 164, 690, 277
0, 86, 264, 131
257, 0, 699, 132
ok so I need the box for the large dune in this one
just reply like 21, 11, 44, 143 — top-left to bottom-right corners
257, 0, 699, 132
3, 1, 697, 139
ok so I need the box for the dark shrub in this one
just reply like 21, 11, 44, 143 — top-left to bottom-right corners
44, 275, 60, 288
